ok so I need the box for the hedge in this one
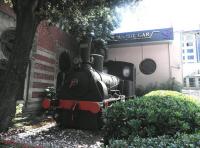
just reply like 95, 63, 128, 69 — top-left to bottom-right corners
103, 90, 200, 143
108, 132, 200, 148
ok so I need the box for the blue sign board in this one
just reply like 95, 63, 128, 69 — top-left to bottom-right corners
109, 28, 174, 45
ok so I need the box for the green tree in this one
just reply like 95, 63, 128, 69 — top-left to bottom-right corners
0, 0, 140, 131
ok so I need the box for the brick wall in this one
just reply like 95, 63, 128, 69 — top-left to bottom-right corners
24, 21, 77, 113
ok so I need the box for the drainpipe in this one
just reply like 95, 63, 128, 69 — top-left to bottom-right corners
168, 43, 172, 79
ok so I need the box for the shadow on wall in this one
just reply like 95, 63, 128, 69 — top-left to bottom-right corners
136, 78, 183, 96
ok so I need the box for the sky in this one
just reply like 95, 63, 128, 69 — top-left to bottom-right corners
114, 0, 200, 33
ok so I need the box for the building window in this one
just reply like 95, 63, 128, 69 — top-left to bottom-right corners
198, 78, 200, 87
188, 55, 194, 60
186, 42, 193, 46
183, 78, 186, 87
182, 50, 185, 53
185, 35, 193, 40
139, 59, 156, 75
189, 78, 195, 87
183, 56, 185, 60
187, 49, 194, 53
182, 43, 184, 47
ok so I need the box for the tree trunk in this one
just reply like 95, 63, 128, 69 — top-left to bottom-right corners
0, 0, 40, 132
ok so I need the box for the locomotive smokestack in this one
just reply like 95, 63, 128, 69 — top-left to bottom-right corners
80, 33, 94, 69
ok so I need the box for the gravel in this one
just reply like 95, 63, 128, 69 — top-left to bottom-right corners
0, 118, 103, 148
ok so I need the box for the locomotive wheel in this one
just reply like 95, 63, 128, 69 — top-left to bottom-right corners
55, 110, 73, 128
55, 109, 103, 130
97, 112, 104, 129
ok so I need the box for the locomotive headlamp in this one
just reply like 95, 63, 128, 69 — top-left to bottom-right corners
73, 57, 81, 64
103, 67, 108, 73
123, 66, 130, 77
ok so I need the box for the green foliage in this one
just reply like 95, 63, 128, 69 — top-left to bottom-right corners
15, 103, 23, 117
47, 0, 141, 40
136, 78, 183, 97
107, 139, 128, 148
4, 0, 141, 40
43, 87, 56, 99
103, 90, 200, 143
108, 132, 200, 147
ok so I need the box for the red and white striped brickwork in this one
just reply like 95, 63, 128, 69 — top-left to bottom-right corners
24, 22, 70, 113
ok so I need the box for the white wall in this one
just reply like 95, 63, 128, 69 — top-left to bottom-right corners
108, 41, 182, 88
183, 63, 200, 77
170, 32, 183, 83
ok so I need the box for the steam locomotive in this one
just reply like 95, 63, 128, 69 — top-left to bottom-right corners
42, 36, 135, 129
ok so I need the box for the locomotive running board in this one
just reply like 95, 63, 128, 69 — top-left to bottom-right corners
103, 95, 125, 107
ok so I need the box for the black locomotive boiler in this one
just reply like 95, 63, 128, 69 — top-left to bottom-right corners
42, 38, 136, 129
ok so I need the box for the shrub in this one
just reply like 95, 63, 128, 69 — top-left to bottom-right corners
103, 90, 200, 142
43, 87, 56, 99
107, 139, 128, 148
108, 132, 200, 148
15, 103, 23, 117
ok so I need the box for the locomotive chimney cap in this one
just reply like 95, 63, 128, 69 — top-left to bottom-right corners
88, 32, 95, 38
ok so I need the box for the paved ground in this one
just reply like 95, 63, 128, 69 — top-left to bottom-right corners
182, 89, 200, 99
0, 118, 103, 148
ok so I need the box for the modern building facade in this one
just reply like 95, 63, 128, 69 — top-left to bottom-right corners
108, 28, 183, 88
183, 73, 200, 89
181, 30, 200, 63
180, 30, 200, 89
